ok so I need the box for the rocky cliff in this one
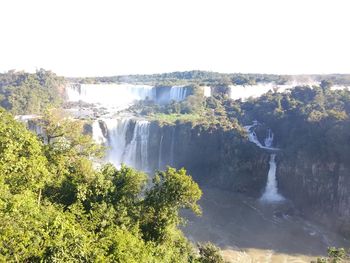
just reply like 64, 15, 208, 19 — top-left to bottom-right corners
148, 121, 270, 198
277, 151, 350, 236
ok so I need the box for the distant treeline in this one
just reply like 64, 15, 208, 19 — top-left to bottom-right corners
0, 69, 65, 115
2, 69, 350, 115
68, 70, 350, 86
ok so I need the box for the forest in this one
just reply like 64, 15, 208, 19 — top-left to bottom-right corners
68, 70, 350, 87
0, 69, 64, 115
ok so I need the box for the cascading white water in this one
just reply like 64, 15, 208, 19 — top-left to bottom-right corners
66, 83, 156, 111
230, 82, 318, 101
66, 83, 191, 111
264, 129, 274, 148
244, 122, 284, 203
103, 118, 133, 168
66, 83, 189, 172
260, 154, 285, 202
169, 86, 188, 101
170, 126, 176, 166
123, 120, 150, 171
158, 134, 164, 169
96, 118, 151, 171
203, 86, 212, 97
245, 126, 264, 148
244, 124, 279, 151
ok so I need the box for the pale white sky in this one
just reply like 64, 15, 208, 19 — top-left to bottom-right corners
0, 0, 349, 77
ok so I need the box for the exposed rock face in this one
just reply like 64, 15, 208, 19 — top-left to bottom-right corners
277, 152, 350, 236
98, 120, 109, 138
147, 122, 269, 198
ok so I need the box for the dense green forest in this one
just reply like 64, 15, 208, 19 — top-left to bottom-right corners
69, 70, 350, 87
0, 69, 64, 115
134, 81, 350, 164
0, 108, 225, 262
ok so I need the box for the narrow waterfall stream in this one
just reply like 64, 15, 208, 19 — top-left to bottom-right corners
170, 126, 176, 167
244, 122, 285, 202
260, 154, 285, 202
158, 134, 164, 169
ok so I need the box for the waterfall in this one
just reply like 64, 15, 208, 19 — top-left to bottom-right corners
104, 118, 133, 168
244, 122, 285, 203
158, 134, 164, 169
66, 83, 191, 110
123, 120, 150, 171
203, 86, 212, 97
260, 154, 285, 202
66, 83, 156, 110
98, 118, 151, 171
229, 82, 318, 101
170, 126, 176, 166
169, 86, 188, 101
244, 123, 279, 151
264, 129, 274, 148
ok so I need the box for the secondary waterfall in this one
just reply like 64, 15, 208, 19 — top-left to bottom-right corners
203, 86, 212, 97
260, 154, 284, 202
169, 85, 188, 101
245, 122, 285, 202
92, 118, 151, 171
170, 126, 176, 166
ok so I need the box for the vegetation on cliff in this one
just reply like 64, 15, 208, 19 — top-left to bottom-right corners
237, 83, 350, 162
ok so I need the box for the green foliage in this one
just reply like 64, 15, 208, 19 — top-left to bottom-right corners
0, 110, 206, 262
235, 84, 350, 162
0, 109, 49, 193
142, 167, 202, 242
0, 69, 64, 115
316, 247, 349, 263
150, 113, 203, 124
70, 70, 350, 87
198, 242, 224, 263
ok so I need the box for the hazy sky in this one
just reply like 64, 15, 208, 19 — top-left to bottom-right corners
1, 0, 349, 76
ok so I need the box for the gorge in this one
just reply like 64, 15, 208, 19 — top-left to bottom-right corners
62, 80, 350, 261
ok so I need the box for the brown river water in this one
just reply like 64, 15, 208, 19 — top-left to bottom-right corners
183, 187, 349, 263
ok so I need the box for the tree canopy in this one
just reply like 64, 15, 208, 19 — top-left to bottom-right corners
0, 69, 64, 115
0, 108, 214, 262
